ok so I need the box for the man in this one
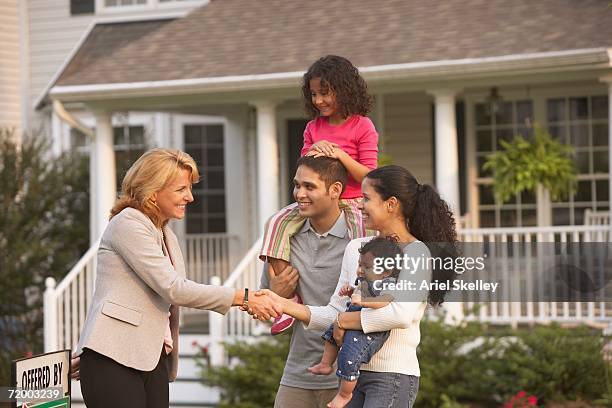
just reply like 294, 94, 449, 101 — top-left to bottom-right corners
260, 156, 363, 408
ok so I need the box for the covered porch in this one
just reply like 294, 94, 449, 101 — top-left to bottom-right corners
43, 50, 612, 340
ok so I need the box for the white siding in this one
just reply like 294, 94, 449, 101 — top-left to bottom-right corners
384, 92, 434, 185
27, 0, 94, 114
0, 0, 22, 131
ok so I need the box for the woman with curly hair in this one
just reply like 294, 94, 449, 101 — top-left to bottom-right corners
262, 165, 459, 407
260, 55, 379, 335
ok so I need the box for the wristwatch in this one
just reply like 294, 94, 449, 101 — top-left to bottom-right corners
242, 288, 249, 310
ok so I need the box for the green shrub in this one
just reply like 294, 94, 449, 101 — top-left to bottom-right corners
496, 324, 606, 403
0, 129, 89, 386
417, 318, 502, 407
198, 320, 607, 407
200, 331, 291, 408
417, 319, 606, 406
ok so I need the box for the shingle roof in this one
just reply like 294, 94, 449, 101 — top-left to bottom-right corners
55, 0, 612, 86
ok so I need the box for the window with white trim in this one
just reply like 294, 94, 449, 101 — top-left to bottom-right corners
475, 99, 536, 227
547, 96, 609, 225
183, 124, 226, 234
114, 125, 147, 190
70, 124, 148, 192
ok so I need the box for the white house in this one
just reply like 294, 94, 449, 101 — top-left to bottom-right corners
7, 0, 612, 240
3, 0, 612, 405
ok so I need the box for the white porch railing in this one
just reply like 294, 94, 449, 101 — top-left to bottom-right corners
182, 233, 242, 317
44, 241, 99, 353
45, 225, 612, 355
206, 224, 612, 353
220, 236, 267, 338
206, 237, 268, 364
183, 234, 242, 283
44, 233, 242, 352
458, 225, 611, 326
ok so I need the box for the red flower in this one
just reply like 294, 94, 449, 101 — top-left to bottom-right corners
201, 346, 209, 354
504, 391, 538, 408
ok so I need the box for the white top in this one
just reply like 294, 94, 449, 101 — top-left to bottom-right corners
306, 237, 431, 377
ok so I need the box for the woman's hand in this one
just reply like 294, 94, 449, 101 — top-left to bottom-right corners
338, 284, 354, 297
333, 319, 346, 345
245, 290, 283, 321
253, 289, 313, 324
70, 354, 80, 381
350, 293, 362, 306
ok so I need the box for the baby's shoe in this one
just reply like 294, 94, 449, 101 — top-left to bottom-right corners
271, 294, 302, 335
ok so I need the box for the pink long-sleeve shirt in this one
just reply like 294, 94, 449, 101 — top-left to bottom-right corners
301, 115, 379, 199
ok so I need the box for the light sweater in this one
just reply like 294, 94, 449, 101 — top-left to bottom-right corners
306, 237, 431, 377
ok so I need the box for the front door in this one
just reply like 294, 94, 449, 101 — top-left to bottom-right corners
286, 119, 309, 202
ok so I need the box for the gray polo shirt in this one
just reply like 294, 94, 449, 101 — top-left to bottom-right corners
261, 212, 350, 390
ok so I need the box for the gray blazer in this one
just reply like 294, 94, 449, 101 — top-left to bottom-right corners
75, 207, 235, 381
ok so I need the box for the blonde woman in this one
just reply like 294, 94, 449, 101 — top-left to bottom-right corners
71, 148, 280, 408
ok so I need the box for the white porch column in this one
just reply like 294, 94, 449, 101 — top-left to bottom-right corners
90, 109, 116, 244
51, 109, 63, 157
251, 101, 279, 235
430, 90, 460, 214
429, 90, 463, 324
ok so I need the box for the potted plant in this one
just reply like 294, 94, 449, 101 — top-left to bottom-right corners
483, 124, 577, 226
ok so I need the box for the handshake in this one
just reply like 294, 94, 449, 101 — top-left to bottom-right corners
239, 288, 285, 321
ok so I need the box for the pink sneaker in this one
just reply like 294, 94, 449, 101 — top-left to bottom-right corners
271, 294, 302, 335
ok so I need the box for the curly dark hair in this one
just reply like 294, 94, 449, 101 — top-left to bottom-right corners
301, 55, 373, 119
365, 165, 459, 306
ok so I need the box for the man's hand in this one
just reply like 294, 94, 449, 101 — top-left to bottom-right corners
268, 264, 299, 298
245, 289, 283, 321
338, 284, 354, 297
350, 293, 362, 306
70, 354, 80, 381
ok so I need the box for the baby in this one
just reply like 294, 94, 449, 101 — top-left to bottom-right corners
309, 236, 403, 408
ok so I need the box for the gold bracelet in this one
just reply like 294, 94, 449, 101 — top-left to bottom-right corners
336, 313, 344, 329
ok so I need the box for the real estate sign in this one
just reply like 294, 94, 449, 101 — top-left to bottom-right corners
9, 350, 71, 408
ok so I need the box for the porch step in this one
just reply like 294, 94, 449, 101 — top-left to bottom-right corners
180, 310, 211, 334
69, 334, 221, 407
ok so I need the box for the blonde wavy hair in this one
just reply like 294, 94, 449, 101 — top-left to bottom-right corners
110, 148, 199, 228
